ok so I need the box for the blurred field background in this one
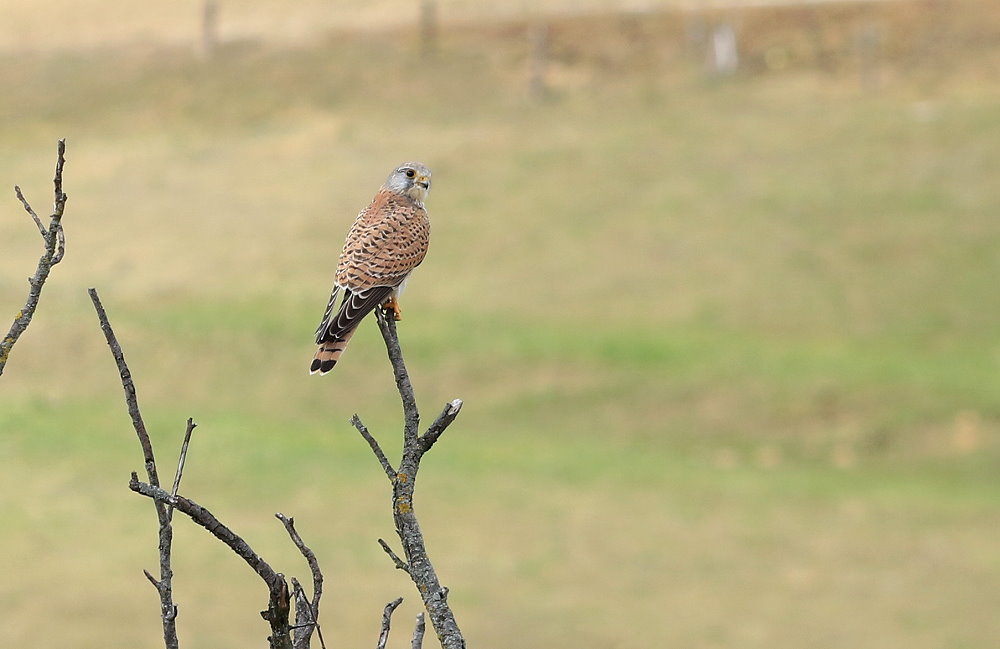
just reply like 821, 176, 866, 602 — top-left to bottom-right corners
2, 0, 999, 647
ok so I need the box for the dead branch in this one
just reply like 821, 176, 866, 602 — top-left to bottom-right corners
89, 287, 179, 649
129, 476, 293, 649
352, 414, 396, 482
93, 285, 449, 649
289, 577, 327, 649
92, 288, 294, 649
276, 514, 325, 649
0, 139, 68, 378
378, 538, 410, 574
169, 419, 198, 506
352, 309, 466, 649
376, 597, 405, 649
411, 612, 426, 649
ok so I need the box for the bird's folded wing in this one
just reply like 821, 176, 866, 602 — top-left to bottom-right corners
315, 285, 394, 343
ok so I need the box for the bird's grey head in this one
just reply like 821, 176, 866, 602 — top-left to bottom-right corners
384, 162, 432, 206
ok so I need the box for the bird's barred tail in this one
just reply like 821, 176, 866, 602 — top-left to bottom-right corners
310, 328, 357, 375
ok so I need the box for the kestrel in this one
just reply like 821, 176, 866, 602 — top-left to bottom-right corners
310, 162, 432, 375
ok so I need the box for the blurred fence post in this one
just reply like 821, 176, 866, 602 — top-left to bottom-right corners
856, 22, 883, 91
201, 0, 218, 59
528, 21, 549, 100
707, 21, 739, 76
419, 0, 437, 58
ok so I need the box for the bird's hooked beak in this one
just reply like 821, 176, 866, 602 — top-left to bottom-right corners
409, 174, 431, 205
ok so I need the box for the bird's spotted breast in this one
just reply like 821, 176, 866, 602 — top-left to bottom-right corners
336, 189, 430, 291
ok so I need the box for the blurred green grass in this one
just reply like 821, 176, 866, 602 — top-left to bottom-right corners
1, 5, 999, 649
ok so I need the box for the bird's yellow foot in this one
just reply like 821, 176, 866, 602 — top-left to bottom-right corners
384, 295, 403, 321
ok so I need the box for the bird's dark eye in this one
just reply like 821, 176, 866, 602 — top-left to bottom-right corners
404, 169, 416, 178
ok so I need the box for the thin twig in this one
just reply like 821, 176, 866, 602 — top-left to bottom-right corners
352, 414, 396, 482
143, 569, 161, 589
14, 185, 46, 235
129, 475, 292, 649
378, 538, 411, 573
89, 287, 179, 649
376, 597, 404, 649
0, 139, 69, 378
50, 138, 67, 264
167, 418, 198, 520
89, 288, 164, 489
411, 612, 426, 649
276, 513, 324, 649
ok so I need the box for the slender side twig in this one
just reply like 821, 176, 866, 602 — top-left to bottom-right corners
0, 139, 68, 378
378, 538, 411, 573
89, 287, 179, 649
352, 414, 396, 482
352, 309, 466, 649
411, 612, 426, 649
276, 513, 325, 649
376, 597, 404, 649
130, 476, 293, 649
167, 418, 198, 519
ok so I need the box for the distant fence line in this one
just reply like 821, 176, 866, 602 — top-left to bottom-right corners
186, 0, 988, 96
4, 0, 983, 96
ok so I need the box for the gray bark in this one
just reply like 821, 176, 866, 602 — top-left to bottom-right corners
353, 310, 466, 649
1, 140, 68, 378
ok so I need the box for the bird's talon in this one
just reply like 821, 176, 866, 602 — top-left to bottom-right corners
385, 296, 403, 321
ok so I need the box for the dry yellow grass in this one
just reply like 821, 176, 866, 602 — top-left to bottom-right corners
0, 0, 704, 53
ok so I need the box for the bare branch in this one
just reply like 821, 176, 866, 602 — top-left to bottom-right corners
420, 399, 463, 451
14, 185, 46, 235
376, 597, 404, 649
262, 578, 293, 649
0, 139, 69, 378
94, 288, 296, 648
52, 217, 66, 265
130, 477, 282, 593
377, 538, 411, 574
276, 515, 323, 606
167, 418, 198, 520
49, 141, 67, 264
170, 418, 197, 498
129, 475, 292, 649
374, 308, 420, 446
89, 287, 179, 649
289, 578, 308, 631
356, 309, 466, 649
289, 577, 327, 649
276, 512, 324, 649
411, 612, 426, 649
89, 288, 164, 489
352, 414, 396, 482
143, 569, 161, 589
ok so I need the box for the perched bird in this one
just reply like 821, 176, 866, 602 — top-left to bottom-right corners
310, 162, 432, 375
